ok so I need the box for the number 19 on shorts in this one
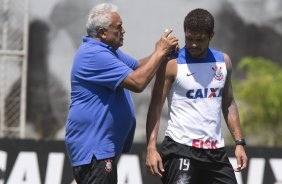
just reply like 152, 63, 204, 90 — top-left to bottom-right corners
179, 158, 190, 171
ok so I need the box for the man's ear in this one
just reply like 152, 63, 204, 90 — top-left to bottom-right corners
97, 28, 107, 39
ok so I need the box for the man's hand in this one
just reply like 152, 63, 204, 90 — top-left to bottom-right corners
146, 148, 164, 177
234, 145, 248, 172
155, 28, 179, 57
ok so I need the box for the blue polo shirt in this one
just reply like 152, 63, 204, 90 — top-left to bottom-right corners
65, 36, 139, 166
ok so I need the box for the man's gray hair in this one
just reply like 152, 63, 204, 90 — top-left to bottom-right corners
86, 3, 118, 37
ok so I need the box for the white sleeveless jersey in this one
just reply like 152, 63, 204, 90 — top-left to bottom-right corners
165, 47, 227, 149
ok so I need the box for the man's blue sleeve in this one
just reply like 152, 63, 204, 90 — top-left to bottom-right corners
116, 49, 139, 70
73, 49, 132, 91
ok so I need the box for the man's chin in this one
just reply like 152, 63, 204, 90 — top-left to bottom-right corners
189, 51, 205, 58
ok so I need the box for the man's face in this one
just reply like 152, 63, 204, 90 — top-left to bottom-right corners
185, 29, 213, 58
103, 12, 125, 50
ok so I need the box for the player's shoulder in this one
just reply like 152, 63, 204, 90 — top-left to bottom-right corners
209, 47, 232, 67
167, 58, 177, 67
208, 48, 225, 62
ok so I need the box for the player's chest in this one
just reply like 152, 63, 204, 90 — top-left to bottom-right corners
175, 62, 227, 90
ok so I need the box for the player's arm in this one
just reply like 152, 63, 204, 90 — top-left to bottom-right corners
120, 29, 178, 93
146, 58, 176, 177
222, 53, 248, 172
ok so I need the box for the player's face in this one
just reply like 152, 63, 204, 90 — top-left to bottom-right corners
104, 12, 125, 50
185, 29, 213, 58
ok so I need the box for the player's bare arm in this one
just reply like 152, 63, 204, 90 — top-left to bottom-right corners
222, 53, 248, 172
146, 58, 176, 177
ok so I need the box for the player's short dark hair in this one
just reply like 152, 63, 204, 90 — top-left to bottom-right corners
184, 8, 214, 36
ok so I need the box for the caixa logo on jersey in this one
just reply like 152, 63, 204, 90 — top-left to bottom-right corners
186, 87, 223, 99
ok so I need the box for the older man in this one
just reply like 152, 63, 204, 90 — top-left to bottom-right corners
65, 3, 178, 184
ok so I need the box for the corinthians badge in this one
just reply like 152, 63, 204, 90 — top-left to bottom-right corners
104, 159, 113, 173
212, 66, 223, 81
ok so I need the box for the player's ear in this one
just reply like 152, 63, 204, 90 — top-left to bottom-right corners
209, 32, 214, 40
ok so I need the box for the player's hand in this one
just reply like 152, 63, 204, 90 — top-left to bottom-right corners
155, 28, 179, 57
234, 145, 248, 172
146, 148, 164, 177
